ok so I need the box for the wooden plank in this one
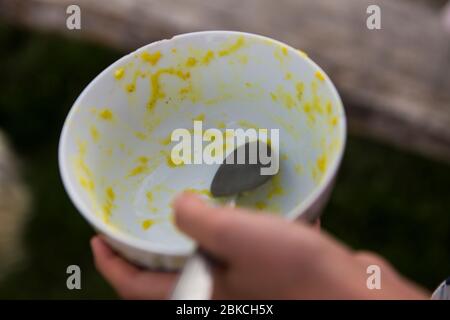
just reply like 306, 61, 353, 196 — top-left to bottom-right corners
1, 0, 450, 161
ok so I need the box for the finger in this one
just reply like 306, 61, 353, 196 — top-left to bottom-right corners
91, 236, 177, 299
173, 192, 320, 264
91, 236, 140, 284
173, 192, 241, 260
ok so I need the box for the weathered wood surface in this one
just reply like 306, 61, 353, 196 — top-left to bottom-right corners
1, 0, 450, 161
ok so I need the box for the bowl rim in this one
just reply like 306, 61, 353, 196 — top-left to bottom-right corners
58, 30, 347, 256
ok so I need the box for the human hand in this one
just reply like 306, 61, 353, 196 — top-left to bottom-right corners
92, 192, 428, 299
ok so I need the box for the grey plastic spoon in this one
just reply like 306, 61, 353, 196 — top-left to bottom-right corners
171, 141, 276, 300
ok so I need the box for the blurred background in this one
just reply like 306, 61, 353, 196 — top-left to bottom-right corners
0, 0, 450, 299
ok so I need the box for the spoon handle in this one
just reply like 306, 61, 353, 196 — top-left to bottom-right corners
170, 197, 236, 300
170, 250, 213, 300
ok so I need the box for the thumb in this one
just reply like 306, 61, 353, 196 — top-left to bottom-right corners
172, 192, 321, 265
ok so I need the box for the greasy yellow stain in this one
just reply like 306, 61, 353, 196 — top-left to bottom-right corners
192, 113, 205, 122
147, 68, 191, 111
102, 187, 115, 220
99, 109, 113, 121
273, 86, 296, 110
316, 153, 327, 174
202, 50, 215, 65
75, 141, 95, 192
159, 133, 172, 146
106, 187, 115, 201
128, 157, 150, 177
311, 81, 324, 114
146, 191, 153, 202
184, 188, 212, 197
303, 102, 315, 124
255, 201, 268, 210
330, 116, 339, 126
138, 156, 149, 164
134, 131, 147, 140
217, 121, 226, 129
285, 72, 293, 80
267, 175, 284, 199
185, 57, 197, 67
141, 51, 162, 66
124, 70, 145, 95
282, 47, 288, 56
315, 71, 326, 82
297, 49, 308, 58
114, 68, 125, 80
166, 153, 182, 168
238, 120, 259, 128
128, 166, 146, 177
218, 36, 245, 56
326, 101, 333, 115
296, 82, 304, 101
126, 83, 135, 93
90, 126, 100, 142
141, 219, 155, 230
179, 86, 191, 95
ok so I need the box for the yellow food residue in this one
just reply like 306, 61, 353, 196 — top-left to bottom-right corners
217, 121, 226, 129
311, 81, 324, 114
273, 86, 296, 110
192, 113, 205, 122
102, 187, 115, 221
147, 68, 191, 111
218, 36, 245, 56
326, 101, 333, 115
134, 131, 147, 140
141, 51, 162, 66
330, 116, 339, 126
296, 82, 304, 101
114, 68, 125, 80
159, 133, 172, 146
315, 71, 325, 82
184, 188, 212, 197
237, 120, 259, 128
166, 155, 177, 168
297, 49, 308, 58
267, 175, 284, 199
126, 83, 135, 93
90, 126, 100, 142
202, 50, 215, 65
282, 46, 288, 56
76, 141, 95, 192
316, 153, 327, 174
166, 151, 185, 168
185, 57, 197, 67
128, 156, 150, 177
99, 108, 114, 121
255, 201, 268, 210
141, 219, 155, 230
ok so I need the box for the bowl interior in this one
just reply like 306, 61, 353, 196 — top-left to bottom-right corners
59, 31, 345, 254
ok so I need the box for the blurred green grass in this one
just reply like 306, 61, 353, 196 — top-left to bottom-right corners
0, 23, 449, 298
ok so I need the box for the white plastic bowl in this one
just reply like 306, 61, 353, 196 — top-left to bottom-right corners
59, 31, 346, 270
